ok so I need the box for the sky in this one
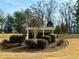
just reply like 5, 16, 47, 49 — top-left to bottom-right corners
0, 0, 77, 16
0, 0, 39, 15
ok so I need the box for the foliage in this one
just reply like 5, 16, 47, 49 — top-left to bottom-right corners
4, 15, 14, 33
49, 34, 55, 43
54, 23, 66, 34
0, 10, 5, 32
9, 35, 26, 45
0, 0, 57, 33
37, 39, 48, 49
0, 0, 77, 34
13, 11, 26, 33
25, 40, 37, 49
47, 21, 53, 27
36, 32, 43, 39
46, 0, 56, 27
59, 1, 74, 34
56, 39, 64, 46
74, 0, 79, 33
41, 35, 51, 44
1, 39, 19, 48
54, 25, 61, 34
31, 0, 57, 27
31, 0, 45, 27
25, 9, 33, 27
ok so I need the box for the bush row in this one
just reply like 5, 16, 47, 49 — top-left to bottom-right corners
1, 34, 56, 49
1, 39, 20, 48
41, 35, 55, 44
1, 34, 26, 48
25, 39, 48, 49
56, 39, 64, 46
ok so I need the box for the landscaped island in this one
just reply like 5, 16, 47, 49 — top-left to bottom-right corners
0, 27, 68, 52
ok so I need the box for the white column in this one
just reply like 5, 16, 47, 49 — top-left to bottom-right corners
34, 29, 36, 39
43, 29, 44, 36
52, 29, 54, 34
26, 29, 29, 39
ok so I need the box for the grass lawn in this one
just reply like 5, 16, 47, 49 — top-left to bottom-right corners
0, 34, 79, 59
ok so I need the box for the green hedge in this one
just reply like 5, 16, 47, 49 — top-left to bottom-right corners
25, 40, 37, 49
37, 39, 48, 49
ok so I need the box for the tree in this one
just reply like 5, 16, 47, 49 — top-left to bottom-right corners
60, 22, 66, 34
54, 22, 66, 34
0, 10, 5, 33
31, 0, 46, 27
47, 21, 53, 27
54, 25, 61, 34
59, 1, 74, 34
74, 0, 79, 33
25, 9, 33, 27
31, 0, 57, 27
13, 11, 26, 33
46, 0, 57, 27
29, 18, 41, 27
4, 15, 15, 33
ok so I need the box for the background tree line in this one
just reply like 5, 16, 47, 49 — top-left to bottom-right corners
0, 0, 79, 34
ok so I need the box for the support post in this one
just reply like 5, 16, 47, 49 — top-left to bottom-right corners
34, 29, 36, 39
26, 28, 29, 39
51, 28, 53, 34
43, 29, 44, 36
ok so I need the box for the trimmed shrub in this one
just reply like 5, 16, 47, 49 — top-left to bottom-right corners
56, 39, 64, 46
37, 32, 43, 39
29, 31, 34, 39
1, 39, 8, 44
9, 34, 26, 45
41, 35, 51, 44
3, 43, 20, 48
1, 39, 8, 48
1, 39, 20, 48
44, 32, 50, 35
37, 39, 48, 49
49, 35, 55, 43
25, 40, 37, 49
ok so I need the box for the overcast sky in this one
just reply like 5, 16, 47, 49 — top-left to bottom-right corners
0, 0, 77, 15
